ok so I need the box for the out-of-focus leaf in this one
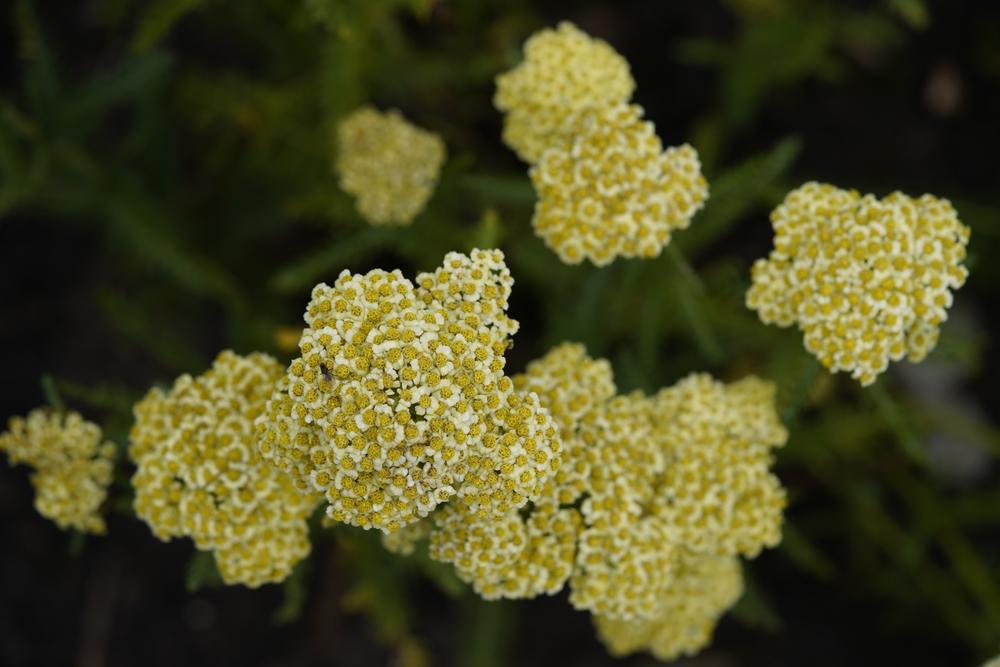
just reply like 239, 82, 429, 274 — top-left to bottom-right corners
269, 227, 394, 293
780, 521, 836, 579
731, 566, 782, 632
887, 0, 929, 30
132, 0, 206, 52
186, 549, 222, 593
272, 560, 310, 625
459, 597, 511, 667
678, 136, 801, 257
97, 289, 206, 373
40, 373, 64, 409
15, 0, 61, 117
461, 173, 535, 205
73, 52, 173, 129
54, 378, 138, 417
867, 381, 930, 466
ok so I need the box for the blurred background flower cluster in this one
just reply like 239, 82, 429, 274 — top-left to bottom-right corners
1, 0, 999, 665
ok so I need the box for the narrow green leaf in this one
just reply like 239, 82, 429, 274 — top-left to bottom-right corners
269, 227, 393, 293
132, 0, 205, 52
867, 380, 929, 466
40, 373, 64, 409
272, 560, 310, 625
186, 549, 221, 593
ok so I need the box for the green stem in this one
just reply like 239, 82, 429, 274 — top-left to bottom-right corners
867, 381, 929, 466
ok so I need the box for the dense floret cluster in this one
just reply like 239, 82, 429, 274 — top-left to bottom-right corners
336, 106, 446, 226
594, 551, 744, 661
530, 104, 707, 265
650, 374, 788, 558
256, 249, 560, 533
494, 21, 635, 162
130, 351, 319, 587
0, 409, 115, 534
426, 341, 786, 656
747, 182, 970, 385
496, 23, 707, 266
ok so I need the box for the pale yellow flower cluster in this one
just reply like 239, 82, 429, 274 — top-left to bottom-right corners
336, 106, 446, 226
494, 21, 635, 163
595, 551, 743, 661
0, 409, 115, 534
427, 342, 786, 660
256, 249, 560, 534
651, 374, 788, 558
130, 351, 319, 588
747, 182, 970, 385
495, 22, 708, 266
531, 104, 707, 266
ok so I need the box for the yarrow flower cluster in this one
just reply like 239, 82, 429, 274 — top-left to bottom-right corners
594, 551, 743, 661
530, 104, 708, 266
336, 106, 446, 226
0, 409, 115, 534
495, 22, 708, 266
426, 342, 787, 658
494, 21, 635, 163
256, 249, 560, 534
130, 351, 319, 588
747, 182, 971, 386
650, 374, 788, 558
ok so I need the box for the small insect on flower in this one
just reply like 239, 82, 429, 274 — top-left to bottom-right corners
336, 106, 446, 226
747, 182, 971, 386
0, 409, 116, 535
130, 351, 320, 588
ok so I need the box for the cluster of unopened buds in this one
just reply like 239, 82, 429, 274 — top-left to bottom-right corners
495, 21, 709, 266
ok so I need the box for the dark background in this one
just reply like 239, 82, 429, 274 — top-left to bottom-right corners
2, 0, 999, 665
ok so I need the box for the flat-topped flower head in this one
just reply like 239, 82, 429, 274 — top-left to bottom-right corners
256, 249, 560, 533
651, 374, 787, 558
336, 106, 446, 226
594, 551, 743, 661
530, 104, 707, 266
747, 182, 971, 385
0, 409, 115, 534
495, 21, 635, 162
130, 351, 319, 588
430, 344, 673, 618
